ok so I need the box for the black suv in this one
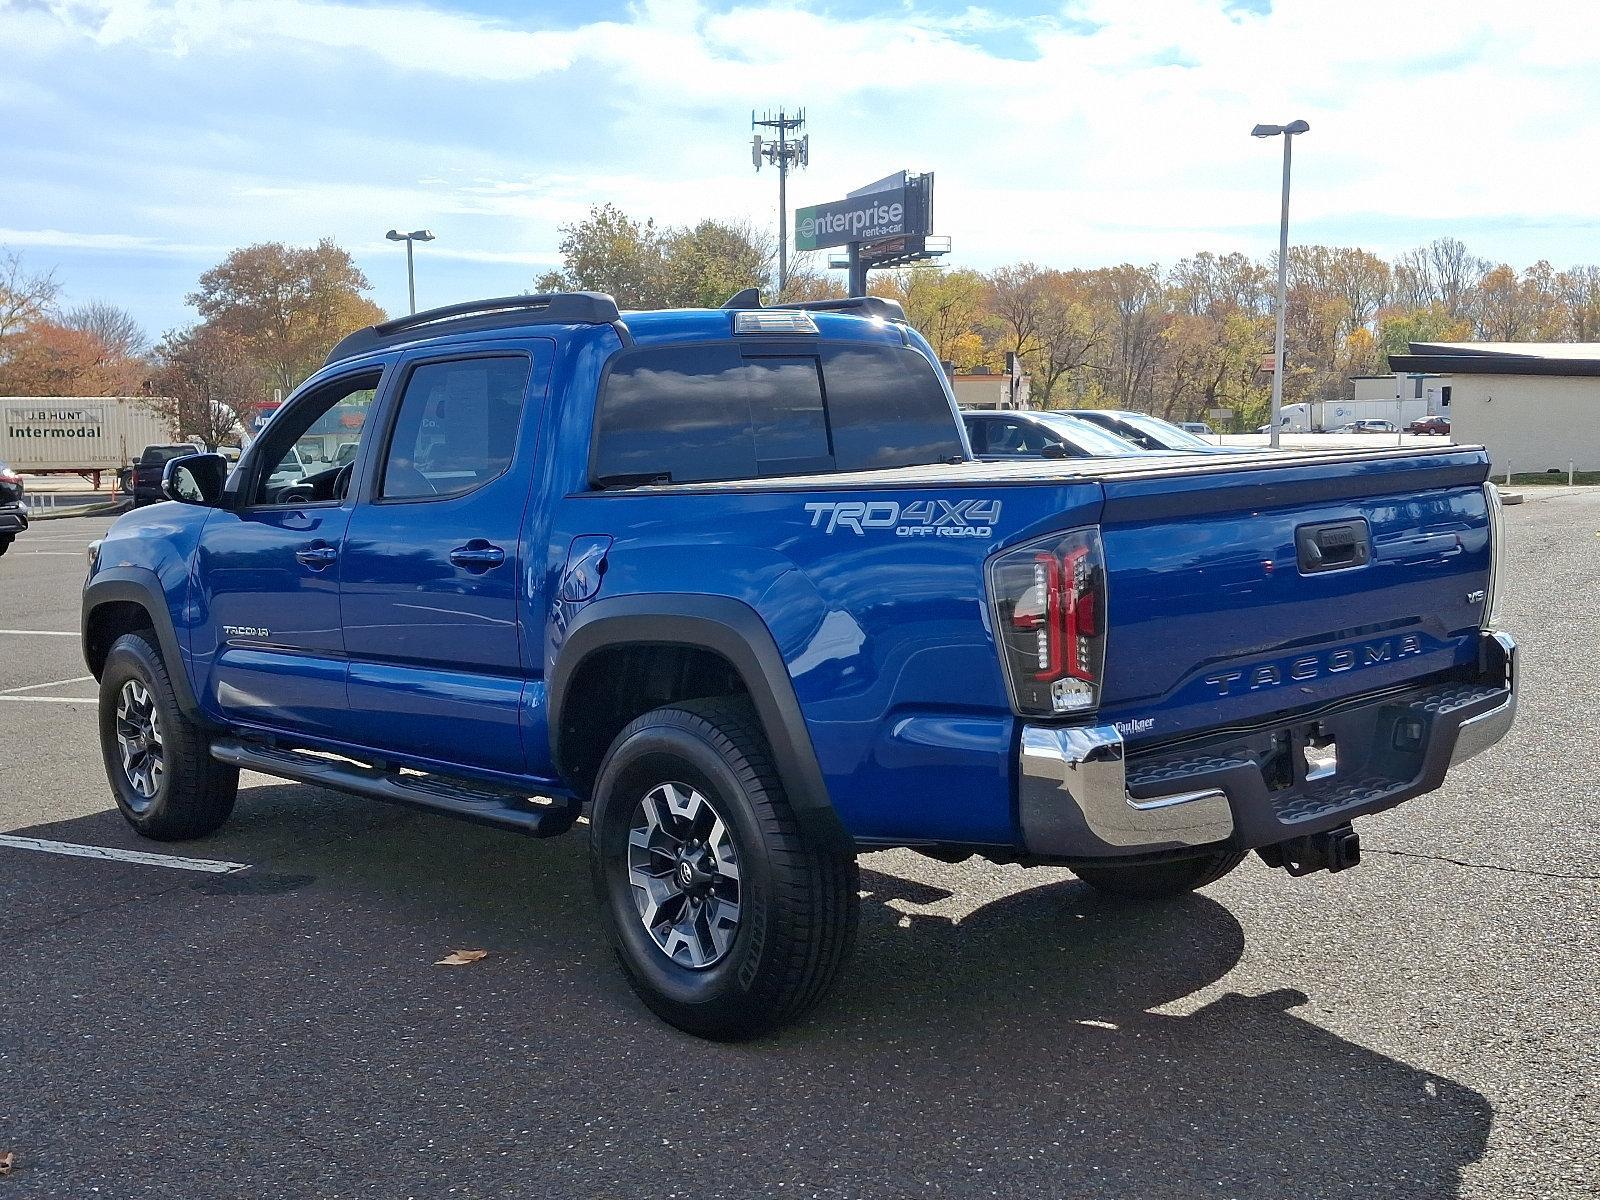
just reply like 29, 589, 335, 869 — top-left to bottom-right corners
0, 460, 28, 556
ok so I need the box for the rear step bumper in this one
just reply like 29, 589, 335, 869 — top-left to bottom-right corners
1018, 630, 1516, 861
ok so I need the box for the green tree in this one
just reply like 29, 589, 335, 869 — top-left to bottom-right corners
660, 219, 773, 308
534, 204, 669, 308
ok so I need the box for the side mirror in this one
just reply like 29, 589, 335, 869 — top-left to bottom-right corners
1039, 443, 1070, 459
162, 453, 229, 506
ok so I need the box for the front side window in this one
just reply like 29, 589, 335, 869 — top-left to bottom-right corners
380, 356, 531, 500
251, 374, 379, 506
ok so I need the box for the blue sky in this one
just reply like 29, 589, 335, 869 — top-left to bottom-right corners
3, 0, 1598, 340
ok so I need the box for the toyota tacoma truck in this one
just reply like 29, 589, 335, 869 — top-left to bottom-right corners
82, 292, 1516, 1039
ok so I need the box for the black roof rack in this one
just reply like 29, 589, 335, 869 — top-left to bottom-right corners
718, 289, 907, 323
325, 292, 623, 366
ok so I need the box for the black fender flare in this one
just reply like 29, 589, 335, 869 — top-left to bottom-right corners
82, 566, 208, 723
548, 593, 845, 844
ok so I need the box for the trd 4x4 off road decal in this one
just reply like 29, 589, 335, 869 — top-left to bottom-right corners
804, 499, 1001, 538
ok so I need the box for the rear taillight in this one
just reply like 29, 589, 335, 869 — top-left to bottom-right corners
0, 469, 20, 485
987, 527, 1107, 716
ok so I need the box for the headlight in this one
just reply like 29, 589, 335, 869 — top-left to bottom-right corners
86, 539, 101, 573
1482, 482, 1504, 627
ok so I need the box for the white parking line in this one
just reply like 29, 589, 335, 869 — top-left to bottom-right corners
0, 834, 247, 874
0, 695, 94, 704
0, 629, 77, 637
1, 675, 93, 695
16, 550, 91, 556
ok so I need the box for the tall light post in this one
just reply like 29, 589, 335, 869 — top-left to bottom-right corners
385, 228, 435, 315
1252, 120, 1308, 449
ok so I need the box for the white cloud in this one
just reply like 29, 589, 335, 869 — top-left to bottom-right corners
5, 0, 1600, 336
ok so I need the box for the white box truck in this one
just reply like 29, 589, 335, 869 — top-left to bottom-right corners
0, 398, 180, 489
1265, 399, 1430, 433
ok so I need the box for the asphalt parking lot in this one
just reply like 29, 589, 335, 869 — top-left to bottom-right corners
1, 501, 1595, 1199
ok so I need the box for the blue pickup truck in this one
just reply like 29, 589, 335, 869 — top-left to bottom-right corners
82, 292, 1516, 1039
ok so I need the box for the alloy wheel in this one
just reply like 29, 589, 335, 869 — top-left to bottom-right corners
626, 781, 742, 969
115, 679, 164, 808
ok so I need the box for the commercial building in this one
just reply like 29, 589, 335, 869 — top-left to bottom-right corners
948, 366, 1030, 410
1387, 342, 1600, 471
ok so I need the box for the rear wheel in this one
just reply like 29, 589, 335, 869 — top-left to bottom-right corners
590, 698, 858, 1040
98, 631, 237, 840
1073, 848, 1246, 900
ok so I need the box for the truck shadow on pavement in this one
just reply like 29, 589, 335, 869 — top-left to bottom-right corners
5, 787, 1493, 1200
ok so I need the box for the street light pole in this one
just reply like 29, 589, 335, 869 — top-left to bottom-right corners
1252, 120, 1309, 450
385, 228, 436, 315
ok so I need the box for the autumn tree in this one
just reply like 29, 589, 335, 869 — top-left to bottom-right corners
189, 239, 385, 393
0, 249, 59, 342
1023, 270, 1102, 407
0, 320, 146, 396
65, 300, 148, 360
151, 326, 259, 449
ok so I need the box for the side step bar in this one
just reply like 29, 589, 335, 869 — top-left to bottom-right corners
210, 739, 579, 837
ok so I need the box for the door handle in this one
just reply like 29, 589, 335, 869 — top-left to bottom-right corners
294, 544, 338, 569
449, 541, 506, 572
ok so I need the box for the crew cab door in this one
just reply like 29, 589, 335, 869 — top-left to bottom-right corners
193, 369, 382, 738
336, 343, 552, 775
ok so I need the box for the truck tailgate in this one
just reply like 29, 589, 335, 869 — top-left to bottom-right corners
1093, 448, 1493, 746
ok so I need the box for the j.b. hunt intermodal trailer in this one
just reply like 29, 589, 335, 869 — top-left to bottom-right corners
0, 398, 178, 488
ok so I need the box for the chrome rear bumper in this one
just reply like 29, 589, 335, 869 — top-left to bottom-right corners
1018, 630, 1517, 860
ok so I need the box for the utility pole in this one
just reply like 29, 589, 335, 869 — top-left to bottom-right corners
752, 109, 808, 297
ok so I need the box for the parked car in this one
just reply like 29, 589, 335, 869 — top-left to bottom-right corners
962, 409, 1148, 459
1333, 420, 1400, 434
0, 460, 29, 556
1178, 421, 1214, 436
123, 443, 204, 507
83, 291, 1516, 1040
1408, 415, 1451, 436
1068, 409, 1244, 453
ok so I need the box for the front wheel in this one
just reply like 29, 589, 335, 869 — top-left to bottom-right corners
1073, 847, 1247, 900
98, 631, 238, 840
0, 535, 11, 557
589, 698, 858, 1040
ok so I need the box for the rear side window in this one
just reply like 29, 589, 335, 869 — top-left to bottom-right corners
380, 356, 530, 500
592, 340, 961, 485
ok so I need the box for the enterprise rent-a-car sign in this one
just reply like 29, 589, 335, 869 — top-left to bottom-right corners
796, 185, 921, 251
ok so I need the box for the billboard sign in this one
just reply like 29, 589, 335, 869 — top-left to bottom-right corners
796, 173, 932, 251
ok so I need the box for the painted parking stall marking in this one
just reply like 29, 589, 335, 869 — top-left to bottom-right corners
0, 835, 247, 874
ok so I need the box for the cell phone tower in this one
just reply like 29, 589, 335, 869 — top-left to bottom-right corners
751, 108, 808, 296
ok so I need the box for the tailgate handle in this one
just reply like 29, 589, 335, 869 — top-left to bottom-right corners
1296, 520, 1370, 574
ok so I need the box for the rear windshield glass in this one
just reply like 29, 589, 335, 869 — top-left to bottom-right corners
141, 446, 194, 466
592, 340, 962, 485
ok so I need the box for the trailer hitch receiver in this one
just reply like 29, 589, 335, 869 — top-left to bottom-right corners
1258, 823, 1361, 877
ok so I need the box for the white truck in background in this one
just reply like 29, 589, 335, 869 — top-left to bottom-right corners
1266, 399, 1430, 433
0, 397, 179, 489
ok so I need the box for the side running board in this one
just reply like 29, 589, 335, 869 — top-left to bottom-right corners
209, 738, 579, 837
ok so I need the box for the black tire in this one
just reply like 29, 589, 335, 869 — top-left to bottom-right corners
98, 630, 238, 840
0, 535, 11, 557
1073, 848, 1247, 900
589, 697, 858, 1040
